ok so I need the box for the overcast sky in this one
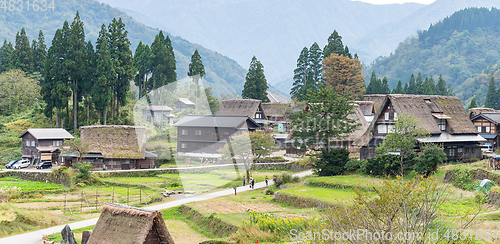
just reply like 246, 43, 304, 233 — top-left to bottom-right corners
355, 0, 436, 4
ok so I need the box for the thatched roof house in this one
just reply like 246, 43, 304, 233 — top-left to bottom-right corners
266, 91, 292, 104
87, 203, 175, 244
218, 99, 266, 121
261, 103, 292, 121
355, 94, 485, 160
468, 107, 499, 119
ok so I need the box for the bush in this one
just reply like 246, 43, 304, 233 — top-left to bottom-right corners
362, 154, 417, 176
314, 148, 349, 176
344, 159, 363, 172
265, 187, 275, 195
415, 145, 446, 177
449, 168, 478, 191
295, 156, 314, 167
273, 172, 293, 187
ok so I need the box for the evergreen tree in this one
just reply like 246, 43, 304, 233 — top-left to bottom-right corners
291, 47, 309, 101
366, 71, 382, 94
83, 40, 96, 125
485, 75, 498, 109
308, 42, 322, 86
13, 27, 34, 73
392, 80, 405, 94
468, 96, 478, 110
422, 77, 434, 95
404, 83, 409, 93
0, 40, 14, 73
381, 77, 390, 94
92, 26, 115, 125
67, 12, 87, 132
415, 73, 424, 94
108, 18, 135, 117
188, 49, 206, 109
150, 31, 177, 91
242, 56, 269, 102
436, 75, 449, 96
406, 74, 417, 94
323, 30, 346, 58
34, 30, 47, 73
134, 41, 152, 98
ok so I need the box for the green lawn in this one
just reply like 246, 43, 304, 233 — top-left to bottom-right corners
0, 178, 65, 192
278, 185, 364, 204
307, 174, 386, 190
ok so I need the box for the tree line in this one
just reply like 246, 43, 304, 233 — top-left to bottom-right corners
366, 72, 453, 96
291, 30, 364, 101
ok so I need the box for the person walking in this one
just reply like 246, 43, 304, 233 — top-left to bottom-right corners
265, 176, 268, 186
251, 177, 255, 189
243, 176, 246, 186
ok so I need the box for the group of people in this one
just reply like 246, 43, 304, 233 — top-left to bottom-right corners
243, 176, 269, 189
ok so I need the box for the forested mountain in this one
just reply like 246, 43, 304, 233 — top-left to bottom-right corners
368, 7, 500, 106
0, 0, 247, 95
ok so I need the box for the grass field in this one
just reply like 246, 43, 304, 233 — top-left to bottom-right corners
0, 177, 65, 193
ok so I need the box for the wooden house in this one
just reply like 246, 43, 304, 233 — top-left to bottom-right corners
470, 112, 500, 150
468, 107, 499, 119
63, 125, 157, 170
355, 95, 485, 161
86, 203, 175, 244
18, 128, 74, 164
261, 103, 292, 132
142, 106, 175, 125
218, 99, 267, 128
174, 115, 259, 156
175, 98, 195, 111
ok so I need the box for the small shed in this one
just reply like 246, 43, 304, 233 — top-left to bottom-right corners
175, 98, 195, 111
87, 203, 175, 244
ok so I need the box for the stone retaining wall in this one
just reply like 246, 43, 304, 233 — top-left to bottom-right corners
179, 205, 238, 237
273, 192, 334, 209
0, 170, 71, 187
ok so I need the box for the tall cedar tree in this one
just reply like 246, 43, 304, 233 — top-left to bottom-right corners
468, 96, 478, 111
0, 40, 14, 73
108, 18, 135, 117
242, 56, 269, 102
134, 41, 152, 98
291, 47, 309, 101
34, 30, 47, 73
92, 25, 115, 125
415, 73, 424, 94
205, 87, 220, 115
309, 42, 322, 87
42, 28, 71, 127
485, 75, 498, 109
67, 12, 87, 132
150, 31, 177, 91
83, 41, 96, 125
406, 73, 417, 94
392, 80, 405, 94
322, 53, 365, 99
366, 71, 382, 94
323, 30, 349, 58
13, 28, 34, 73
381, 77, 390, 94
188, 49, 206, 109
436, 75, 452, 96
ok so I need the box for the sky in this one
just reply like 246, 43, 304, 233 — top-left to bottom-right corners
355, 0, 436, 4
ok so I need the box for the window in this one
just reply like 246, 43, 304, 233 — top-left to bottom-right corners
181, 143, 187, 149
181, 130, 188, 136
384, 112, 389, 121
448, 148, 455, 157
195, 130, 202, 136
377, 124, 388, 134
485, 126, 491, 133
53, 141, 62, 147
31, 141, 35, 147
26, 140, 30, 147
458, 148, 463, 153
438, 119, 446, 131
477, 126, 481, 133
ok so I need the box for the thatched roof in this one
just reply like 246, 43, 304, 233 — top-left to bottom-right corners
261, 103, 290, 119
354, 101, 375, 116
87, 203, 175, 244
332, 104, 369, 142
80, 125, 146, 159
267, 91, 292, 104
362, 95, 387, 114
468, 107, 499, 118
355, 95, 478, 147
218, 99, 265, 118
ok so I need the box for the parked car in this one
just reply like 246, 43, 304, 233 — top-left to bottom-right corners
36, 161, 52, 169
12, 159, 30, 169
5, 160, 19, 169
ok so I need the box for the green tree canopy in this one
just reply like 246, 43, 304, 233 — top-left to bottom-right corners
485, 75, 498, 109
0, 70, 41, 116
468, 96, 478, 110
392, 80, 405, 94
242, 56, 269, 102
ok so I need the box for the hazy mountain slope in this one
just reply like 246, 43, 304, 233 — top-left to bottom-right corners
357, 0, 500, 62
367, 7, 500, 106
97, 0, 424, 85
0, 0, 247, 96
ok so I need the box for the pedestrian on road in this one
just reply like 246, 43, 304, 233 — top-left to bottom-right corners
243, 176, 246, 186
250, 177, 253, 189
265, 176, 268, 186
251, 177, 255, 189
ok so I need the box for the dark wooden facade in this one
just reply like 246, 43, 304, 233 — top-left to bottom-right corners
19, 129, 73, 164
470, 113, 500, 150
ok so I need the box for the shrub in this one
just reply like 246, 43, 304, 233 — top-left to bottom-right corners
314, 148, 349, 176
273, 172, 293, 187
344, 159, 363, 172
362, 153, 416, 176
415, 145, 447, 177
265, 187, 275, 195
295, 156, 314, 167
449, 168, 478, 191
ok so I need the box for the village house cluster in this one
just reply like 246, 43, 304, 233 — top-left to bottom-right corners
16, 92, 500, 170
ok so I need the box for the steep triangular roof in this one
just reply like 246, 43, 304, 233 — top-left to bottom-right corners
218, 99, 265, 118
87, 203, 175, 244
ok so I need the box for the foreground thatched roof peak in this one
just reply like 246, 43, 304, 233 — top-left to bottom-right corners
87, 203, 175, 244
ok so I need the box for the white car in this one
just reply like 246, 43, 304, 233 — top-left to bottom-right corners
12, 160, 30, 169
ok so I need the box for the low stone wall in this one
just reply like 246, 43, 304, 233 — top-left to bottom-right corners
444, 168, 500, 185
0, 170, 71, 187
307, 181, 373, 191
273, 192, 334, 209
179, 205, 238, 237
